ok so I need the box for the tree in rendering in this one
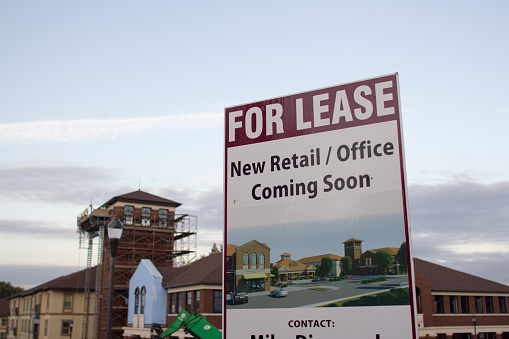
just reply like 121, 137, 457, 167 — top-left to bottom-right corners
375, 250, 394, 276
271, 266, 280, 283
317, 257, 333, 277
340, 256, 352, 276
396, 242, 408, 274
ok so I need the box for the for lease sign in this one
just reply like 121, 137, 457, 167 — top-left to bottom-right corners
224, 74, 417, 339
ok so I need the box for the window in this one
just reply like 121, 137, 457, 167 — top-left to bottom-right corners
141, 207, 151, 226
124, 205, 134, 225
259, 253, 265, 268
46, 292, 50, 311
213, 290, 222, 313
499, 297, 507, 313
461, 296, 470, 313
243, 253, 249, 265
251, 253, 257, 267
61, 320, 72, 336
187, 292, 192, 311
194, 291, 200, 313
170, 293, 176, 314
416, 288, 422, 314
437, 334, 446, 339
177, 292, 183, 313
450, 296, 459, 314
158, 209, 168, 228
63, 294, 73, 311
140, 287, 146, 314
434, 295, 444, 314
44, 319, 48, 336
452, 334, 471, 339
475, 296, 483, 313
486, 296, 494, 313
134, 288, 140, 314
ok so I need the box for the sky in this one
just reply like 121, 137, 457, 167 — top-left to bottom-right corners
0, 1, 508, 289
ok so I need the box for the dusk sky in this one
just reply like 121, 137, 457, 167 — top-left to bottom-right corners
1, 1, 508, 288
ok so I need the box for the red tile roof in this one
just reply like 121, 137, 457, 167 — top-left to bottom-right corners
275, 259, 310, 271
298, 253, 343, 263
365, 247, 399, 256
226, 244, 238, 256
101, 190, 181, 208
343, 238, 363, 243
161, 252, 222, 288
414, 258, 509, 293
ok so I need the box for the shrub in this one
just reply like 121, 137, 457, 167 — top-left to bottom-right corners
342, 288, 410, 307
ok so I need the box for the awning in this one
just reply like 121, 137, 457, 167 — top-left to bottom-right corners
243, 274, 267, 279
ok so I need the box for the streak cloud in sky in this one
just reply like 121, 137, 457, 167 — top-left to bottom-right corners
0, 113, 222, 144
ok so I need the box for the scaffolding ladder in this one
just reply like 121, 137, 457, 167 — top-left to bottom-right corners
92, 226, 104, 339
81, 234, 94, 339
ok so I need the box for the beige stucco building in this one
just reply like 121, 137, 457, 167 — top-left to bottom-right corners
7, 268, 96, 339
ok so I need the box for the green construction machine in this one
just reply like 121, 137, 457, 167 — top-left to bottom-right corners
153, 310, 222, 339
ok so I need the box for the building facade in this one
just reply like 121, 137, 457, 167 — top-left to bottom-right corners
123, 252, 222, 339
343, 238, 401, 275
298, 253, 342, 278
343, 238, 363, 272
226, 240, 271, 293
415, 258, 509, 339
77, 190, 195, 339
357, 247, 399, 275
7, 268, 97, 339
274, 253, 315, 282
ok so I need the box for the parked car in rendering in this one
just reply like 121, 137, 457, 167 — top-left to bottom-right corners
311, 277, 320, 282
319, 277, 329, 281
232, 291, 249, 304
270, 287, 288, 298
288, 280, 296, 285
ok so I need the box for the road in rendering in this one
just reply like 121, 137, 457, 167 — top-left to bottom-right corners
227, 276, 409, 309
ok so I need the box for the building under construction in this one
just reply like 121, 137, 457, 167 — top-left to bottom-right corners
77, 190, 196, 339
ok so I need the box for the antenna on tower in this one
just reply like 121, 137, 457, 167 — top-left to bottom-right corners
139, 178, 141, 191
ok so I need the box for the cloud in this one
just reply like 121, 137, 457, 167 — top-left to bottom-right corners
159, 187, 223, 233
0, 166, 119, 204
0, 219, 75, 239
0, 113, 223, 144
409, 180, 509, 284
0, 265, 79, 289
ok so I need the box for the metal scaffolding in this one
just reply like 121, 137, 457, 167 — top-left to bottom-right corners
77, 206, 110, 339
173, 214, 198, 266
77, 204, 196, 339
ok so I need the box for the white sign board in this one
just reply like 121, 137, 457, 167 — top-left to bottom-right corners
224, 73, 417, 339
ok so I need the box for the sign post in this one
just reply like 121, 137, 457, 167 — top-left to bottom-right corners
224, 73, 417, 338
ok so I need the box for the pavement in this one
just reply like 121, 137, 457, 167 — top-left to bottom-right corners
227, 275, 409, 309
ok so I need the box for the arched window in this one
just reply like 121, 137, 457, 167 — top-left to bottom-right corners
140, 287, 146, 315
243, 253, 249, 265
259, 253, 265, 267
252, 253, 257, 266
134, 288, 140, 315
